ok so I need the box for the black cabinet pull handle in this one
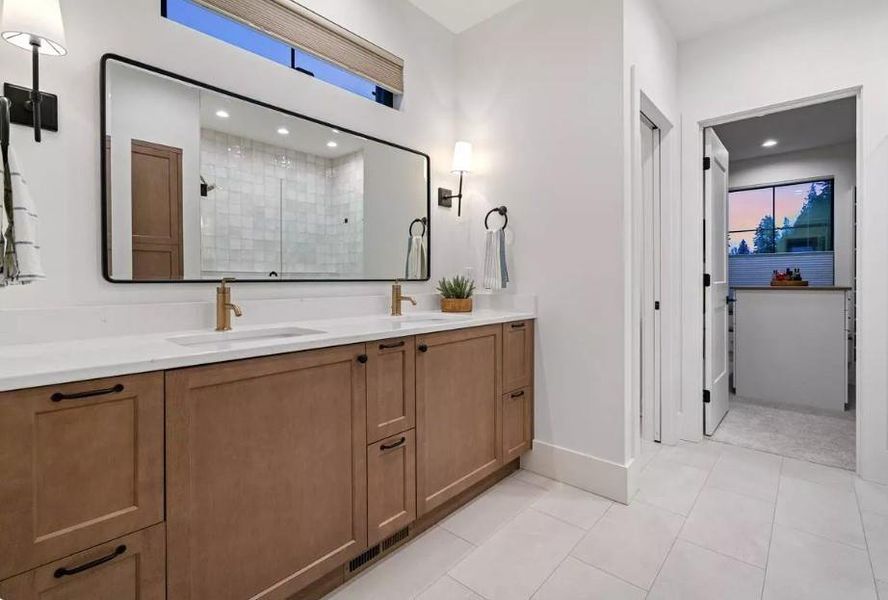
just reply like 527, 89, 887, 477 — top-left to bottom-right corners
379, 341, 405, 350
380, 437, 406, 451
511, 322, 526, 329
357, 354, 369, 364
51, 384, 124, 403
54, 545, 127, 578
417, 344, 428, 353
511, 390, 526, 398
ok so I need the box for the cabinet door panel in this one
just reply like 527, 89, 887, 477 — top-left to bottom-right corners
367, 337, 415, 443
0, 374, 164, 579
0, 523, 165, 600
503, 320, 534, 393
165, 345, 367, 600
416, 325, 502, 515
502, 388, 533, 462
367, 430, 416, 546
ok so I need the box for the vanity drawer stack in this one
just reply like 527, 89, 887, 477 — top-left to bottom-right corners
0, 320, 534, 600
0, 373, 166, 599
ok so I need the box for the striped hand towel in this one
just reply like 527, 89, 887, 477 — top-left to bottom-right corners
1, 148, 45, 286
405, 234, 427, 280
483, 229, 509, 289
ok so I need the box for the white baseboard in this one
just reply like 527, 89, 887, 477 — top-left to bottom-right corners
520, 440, 632, 504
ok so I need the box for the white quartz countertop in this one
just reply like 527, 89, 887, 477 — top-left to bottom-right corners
0, 309, 535, 392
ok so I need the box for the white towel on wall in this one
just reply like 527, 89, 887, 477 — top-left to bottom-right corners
483, 229, 509, 290
1, 148, 45, 286
405, 234, 427, 280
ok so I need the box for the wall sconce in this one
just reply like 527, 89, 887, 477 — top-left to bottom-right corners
1, 0, 67, 143
438, 141, 473, 217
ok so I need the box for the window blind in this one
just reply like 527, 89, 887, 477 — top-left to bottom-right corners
193, 0, 404, 94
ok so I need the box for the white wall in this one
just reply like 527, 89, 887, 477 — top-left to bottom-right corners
0, 0, 459, 308
729, 142, 856, 287
677, 0, 888, 482
107, 62, 201, 279
456, 0, 630, 498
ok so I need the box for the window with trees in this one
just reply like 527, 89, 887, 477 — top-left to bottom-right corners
728, 179, 834, 255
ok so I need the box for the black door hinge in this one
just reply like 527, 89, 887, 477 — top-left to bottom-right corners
703, 156, 711, 171
654, 301, 661, 310
703, 389, 711, 404
703, 273, 711, 287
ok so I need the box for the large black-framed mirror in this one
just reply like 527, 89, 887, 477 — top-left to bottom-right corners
100, 54, 430, 283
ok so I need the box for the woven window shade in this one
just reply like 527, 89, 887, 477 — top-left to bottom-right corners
193, 0, 404, 94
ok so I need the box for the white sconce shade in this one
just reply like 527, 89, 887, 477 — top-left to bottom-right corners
451, 141, 473, 174
2, 0, 67, 56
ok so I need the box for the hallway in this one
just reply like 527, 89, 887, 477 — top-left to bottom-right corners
327, 441, 886, 599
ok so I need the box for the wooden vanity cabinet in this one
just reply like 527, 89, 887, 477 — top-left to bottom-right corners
502, 387, 533, 462
0, 523, 166, 600
0, 373, 164, 580
415, 325, 503, 516
165, 345, 369, 600
366, 336, 416, 443
367, 430, 416, 546
503, 320, 534, 393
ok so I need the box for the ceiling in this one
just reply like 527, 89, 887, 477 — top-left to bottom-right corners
408, 0, 801, 40
714, 98, 856, 161
406, 0, 524, 33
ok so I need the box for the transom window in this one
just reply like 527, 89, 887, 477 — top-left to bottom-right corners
162, 0, 397, 108
728, 179, 834, 255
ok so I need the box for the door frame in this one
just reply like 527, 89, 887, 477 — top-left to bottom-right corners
677, 88, 862, 467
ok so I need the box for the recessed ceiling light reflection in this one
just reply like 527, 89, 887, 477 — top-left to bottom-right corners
327, 141, 338, 148
277, 127, 290, 135
762, 139, 778, 148
215, 109, 230, 118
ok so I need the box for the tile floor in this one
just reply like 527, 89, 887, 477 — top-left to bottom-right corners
325, 440, 887, 600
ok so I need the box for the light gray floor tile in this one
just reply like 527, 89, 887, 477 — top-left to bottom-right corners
325, 527, 473, 600
531, 482, 612, 529
863, 511, 888, 581
513, 469, 560, 491
657, 440, 723, 471
635, 458, 709, 516
858, 479, 888, 517
707, 446, 782, 503
776, 476, 866, 548
440, 476, 546, 544
681, 486, 774, 566
782, 457, 856, 491
571, 501, 684, 590
449, 508, 584, 600
878, 579, 888, 599
647, 540, 764, 600
763, 524, 877, 600
532, 556, 646, 600
416, 575, 484, 600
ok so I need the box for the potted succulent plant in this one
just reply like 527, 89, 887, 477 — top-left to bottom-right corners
437, 275, 475, 313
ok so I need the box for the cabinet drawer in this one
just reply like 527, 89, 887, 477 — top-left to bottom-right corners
367, 336, 416, 443
0, 373, 165, 579
502, 388, 533, 462
367, 430, 416, 546
0, 523, 166, 600
503, 320, 534, 393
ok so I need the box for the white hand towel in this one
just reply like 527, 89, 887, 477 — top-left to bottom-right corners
483, 229, 509, 290
405, 234, 427, 280
1, 148, 45, 286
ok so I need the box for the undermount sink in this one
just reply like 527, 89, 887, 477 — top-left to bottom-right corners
169, 326, 325, 347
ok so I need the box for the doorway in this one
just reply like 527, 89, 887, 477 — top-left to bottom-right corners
640, 112, 662, 443
701, 97, 858, 469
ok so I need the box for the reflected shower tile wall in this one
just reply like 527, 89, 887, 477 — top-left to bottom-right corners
199, 129, 364, 277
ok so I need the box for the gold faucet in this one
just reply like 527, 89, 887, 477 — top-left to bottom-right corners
215, 278, 243, 331
391, 281, 416, 316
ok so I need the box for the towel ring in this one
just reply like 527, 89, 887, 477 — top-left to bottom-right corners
484, 206, 508, 231
409, 217, 427, 237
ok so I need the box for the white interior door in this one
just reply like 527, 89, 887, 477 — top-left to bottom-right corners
704, 128, 730, 435
640, 113, 662, 442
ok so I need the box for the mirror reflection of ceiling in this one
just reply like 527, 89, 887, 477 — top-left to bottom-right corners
714, 97, 856, 161
198, 89, 365, 159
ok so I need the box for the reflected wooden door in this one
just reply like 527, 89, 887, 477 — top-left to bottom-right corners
131, 139, 183, 280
